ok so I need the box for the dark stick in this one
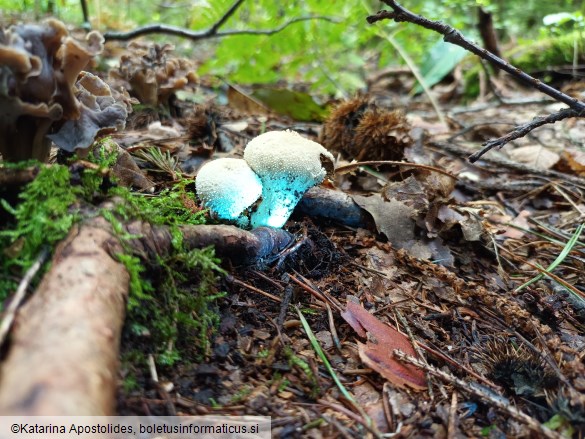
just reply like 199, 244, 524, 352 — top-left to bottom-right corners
104, 6, 337, 42
208, 0, 246, 34
79, 0, 90, 28
468, 108, 578, 162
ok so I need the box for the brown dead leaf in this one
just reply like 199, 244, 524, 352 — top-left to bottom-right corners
351, 194, 416, 248
560, 147, 585, 176
353, 381, 390, 432
351, 193, 453, 263
508, 145, 560, 170
502, 210, 531, 239
383, 176, 428, 212
341, 301, 427, 390
226, 84, 271, 115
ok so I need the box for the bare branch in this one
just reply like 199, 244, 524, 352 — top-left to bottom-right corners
104, 6, 339, 42
208, 0, 246, 34
468, 108, 578, 162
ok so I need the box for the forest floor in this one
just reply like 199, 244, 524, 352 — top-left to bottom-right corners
113, 63, 585, 438
2, 28, 585, 439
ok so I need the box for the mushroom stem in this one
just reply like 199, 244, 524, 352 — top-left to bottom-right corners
250, 174, 316, 228
251, 185, 303, 228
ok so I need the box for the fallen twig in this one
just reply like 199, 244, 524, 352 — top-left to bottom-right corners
335, 160, 458, 180
431, 141, 585, 189
0, 248, 49, 347
468, 108, 579, 162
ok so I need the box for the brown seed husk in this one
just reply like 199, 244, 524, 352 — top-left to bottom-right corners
320, 96, 412, 161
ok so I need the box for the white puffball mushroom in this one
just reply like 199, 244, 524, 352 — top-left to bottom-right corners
195, 158, 263, 226
244, 130, 334, 228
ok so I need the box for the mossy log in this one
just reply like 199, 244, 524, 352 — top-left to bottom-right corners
0, 217, 129, 415
0, 218, 294, 415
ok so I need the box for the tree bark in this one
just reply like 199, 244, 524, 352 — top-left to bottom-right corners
0, 217, 129, 415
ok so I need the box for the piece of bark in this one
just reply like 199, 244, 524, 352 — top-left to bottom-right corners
296, 186, 371, 228
127, 221, 294, 265
0, 217, 129, 415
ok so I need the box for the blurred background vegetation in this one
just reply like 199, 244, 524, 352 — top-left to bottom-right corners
1, 0, 585, 97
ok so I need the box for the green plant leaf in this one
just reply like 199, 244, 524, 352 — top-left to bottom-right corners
411, 38, 468, 94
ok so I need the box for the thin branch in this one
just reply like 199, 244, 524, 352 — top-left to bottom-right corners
208, 0, 246, 34
468, 108, 578, 162
335, 160, 458, 179
367, 1, 585, 113
104, 12, 339, 42
431, 140, 585, 188
0, 248, 49, 347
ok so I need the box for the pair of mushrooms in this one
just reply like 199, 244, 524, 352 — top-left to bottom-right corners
196, 130, 334, 229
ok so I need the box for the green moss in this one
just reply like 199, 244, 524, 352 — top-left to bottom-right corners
1, 142, 223, 367
0, 163, 81, 300
509, 31, 585, 70
285, 346, 321, 399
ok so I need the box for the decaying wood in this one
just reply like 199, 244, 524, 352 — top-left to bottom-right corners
0, 217, 129, 415
127, 221, 294, 265
0, 218, 294, 414
0, 166, 39, 188
296, 186, 371, 228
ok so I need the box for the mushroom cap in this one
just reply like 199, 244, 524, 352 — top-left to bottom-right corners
244, 130, 334, 184
244, 130, 334, 228
195, 158, 263, 221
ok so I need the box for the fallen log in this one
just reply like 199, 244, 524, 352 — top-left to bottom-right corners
0, 217, 129, 415
0, 218, 294, 415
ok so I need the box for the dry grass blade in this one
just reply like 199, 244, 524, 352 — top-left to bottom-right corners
297, 307, 383, 439
335, 160, 457, 180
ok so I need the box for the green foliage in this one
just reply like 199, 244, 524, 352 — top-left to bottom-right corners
412, 39, 468, 95
4, 0, 584, 98
0, 142, 222, 366
0, 164, 81, 299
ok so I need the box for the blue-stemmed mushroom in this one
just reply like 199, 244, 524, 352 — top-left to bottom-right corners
195, 158, 263, 227
244, 130, 334, 228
